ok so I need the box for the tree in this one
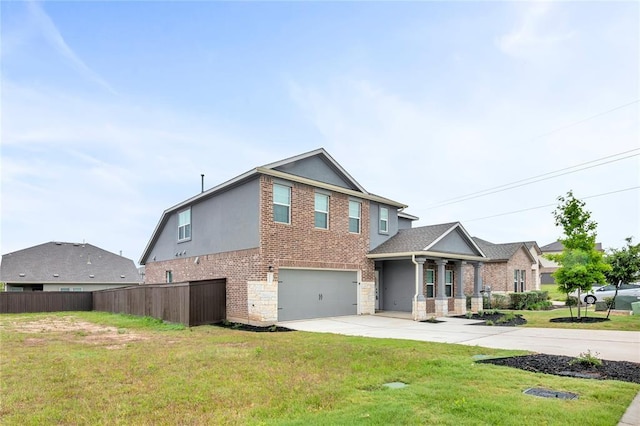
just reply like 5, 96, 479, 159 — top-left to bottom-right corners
603, 237, 640, 318
545, 191, 610, 320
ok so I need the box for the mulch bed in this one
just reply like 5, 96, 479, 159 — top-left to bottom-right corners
477, 354, 640, 384
549, 317, 609, 323
458, 312, 528, 326
215, 322, 295, 332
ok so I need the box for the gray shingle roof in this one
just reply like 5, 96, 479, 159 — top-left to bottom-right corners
369, 222, 460, 254
1, 242, 140, 284
472, 238, 524, 261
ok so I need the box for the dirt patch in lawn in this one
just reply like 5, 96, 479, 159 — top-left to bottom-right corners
477, 354, 640, 384
7, 317, 148, 349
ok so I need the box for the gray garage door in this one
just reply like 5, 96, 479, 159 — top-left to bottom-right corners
278, 269, 357, 321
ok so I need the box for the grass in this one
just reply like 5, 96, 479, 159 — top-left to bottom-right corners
1, 312, 639, 425
541, 284, 566, 302
514, 307, 640, 331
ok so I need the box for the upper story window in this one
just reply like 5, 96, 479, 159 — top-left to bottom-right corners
314, 193, 329, 229
273, 184, 291, 224
349, 200, 361, 233
379, 207, 389, 234
178, 209, 191, 241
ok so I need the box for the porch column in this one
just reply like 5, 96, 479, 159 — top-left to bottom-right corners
454, 261, 466, 315
471, 262, 484, 313
413, 256, 428, 321
435, 259, 448, 317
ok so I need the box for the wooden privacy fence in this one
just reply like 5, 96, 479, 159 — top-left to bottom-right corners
93, 279, 226, 326
0, 279, 226, 326
0, 291, 93, 313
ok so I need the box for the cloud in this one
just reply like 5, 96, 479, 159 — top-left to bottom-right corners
496, 1, 575, 60
26, 0, 117, 94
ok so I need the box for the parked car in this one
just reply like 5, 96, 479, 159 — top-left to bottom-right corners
576, 283, 640, 305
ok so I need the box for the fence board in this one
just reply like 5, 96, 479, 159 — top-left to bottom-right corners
0, 292, 92, 314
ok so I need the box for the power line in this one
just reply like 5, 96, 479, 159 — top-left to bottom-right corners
428, 151, 639, 209
462, 186, 640, 223
427, 98, 640, 208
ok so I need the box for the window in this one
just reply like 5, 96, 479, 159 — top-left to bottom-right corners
426, 269, 435, 298
520, 270, 526, 292
314, 193, 329, 229
445, 270, 453, 297
166, 270, 173, 283
349, 201, 361, 233
178, 209, 191, 241
60, 288, 70, 292
514, 270, 519, 292
379, 207, 389, 233
273, 184, 291, 224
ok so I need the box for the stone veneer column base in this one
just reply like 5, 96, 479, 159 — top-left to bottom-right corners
247, 280, 277, 325
435, 298, 448, 317
454, 297, 467, 316
359, 281, 375, 315
413, 299, 428, 321
471, 296, 483, 313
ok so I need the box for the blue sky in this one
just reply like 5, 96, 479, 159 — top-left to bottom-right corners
2, 1, 638, 264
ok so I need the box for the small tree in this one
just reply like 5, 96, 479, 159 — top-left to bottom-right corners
545, 191, 610, 320
604, 237, 640, 318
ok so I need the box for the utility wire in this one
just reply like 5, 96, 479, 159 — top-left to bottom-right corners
428, 151, 639, 209
462, 186, 640, 223
427, 98, 640, 208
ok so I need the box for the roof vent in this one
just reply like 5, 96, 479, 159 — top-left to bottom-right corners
53, 273, 59, 277
120, 275, 125, 278
55, 242, 62, 245
89, 274, 95, 278
19, 273, 25, 277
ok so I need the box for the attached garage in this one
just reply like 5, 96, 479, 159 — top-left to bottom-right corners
277, 269, 358, 321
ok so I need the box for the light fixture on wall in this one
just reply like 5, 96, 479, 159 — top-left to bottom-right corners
268, 265, 274, 272
267, 265, 274, 284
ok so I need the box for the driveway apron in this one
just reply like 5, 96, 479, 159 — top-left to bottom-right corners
278, 315, 640, 362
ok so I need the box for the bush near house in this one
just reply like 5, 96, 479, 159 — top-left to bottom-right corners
467, 291, 552, 311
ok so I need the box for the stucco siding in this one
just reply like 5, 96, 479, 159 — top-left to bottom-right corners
147, 178, 260, 262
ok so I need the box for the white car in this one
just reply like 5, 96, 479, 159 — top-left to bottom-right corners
578, 283, 640, 305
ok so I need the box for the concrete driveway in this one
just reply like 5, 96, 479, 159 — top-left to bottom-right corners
278, 314, 640, 362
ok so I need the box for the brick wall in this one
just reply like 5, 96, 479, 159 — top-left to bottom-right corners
462, 247, 535, 294
143, 248, 261, 321
260, 175, 374, 282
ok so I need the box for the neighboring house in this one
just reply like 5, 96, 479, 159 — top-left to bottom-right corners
1, 242, 140, 292
539, 241, 603, 284
140, 148, 489, 324
466, 238, 541, 294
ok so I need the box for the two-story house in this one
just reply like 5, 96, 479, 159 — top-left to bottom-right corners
140, 148, 488, 324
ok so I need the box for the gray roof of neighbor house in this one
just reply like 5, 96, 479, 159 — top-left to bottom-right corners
472, 238, 536, 263
540, 241, 603, 252
1, 242, 140, 285
368, 222, 486, 260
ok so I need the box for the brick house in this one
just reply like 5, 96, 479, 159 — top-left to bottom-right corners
464, 238, 541, 294
539, 241, 604, 285
140, 148, 488, 324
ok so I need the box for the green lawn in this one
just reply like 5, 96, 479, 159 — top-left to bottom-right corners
541, 284, 566, 302
1, 312, 638, 425
514, 307, 640, 331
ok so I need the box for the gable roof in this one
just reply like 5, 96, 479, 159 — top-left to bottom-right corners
1, 242, 140, 285
472, 238, 536, 263
368, 222, 486, 261
140, 148, 407, 264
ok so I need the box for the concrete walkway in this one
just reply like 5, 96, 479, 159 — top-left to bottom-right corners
279, 314, 640, 425
279, 314, 640, 362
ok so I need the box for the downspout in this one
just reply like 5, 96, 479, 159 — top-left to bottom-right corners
411, 254, 418, 321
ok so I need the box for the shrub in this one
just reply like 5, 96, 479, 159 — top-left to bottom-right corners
603, 297, 616, 310
569, 350, 602, 367
510, 291, 554, 310
491, 294, 510, 309
565, 296, 578, 307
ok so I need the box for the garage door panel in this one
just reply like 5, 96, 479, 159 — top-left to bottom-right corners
278, 269, 357, 321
